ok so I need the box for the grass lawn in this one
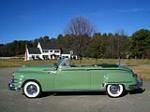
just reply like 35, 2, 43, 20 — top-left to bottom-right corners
0, 58, 150, 80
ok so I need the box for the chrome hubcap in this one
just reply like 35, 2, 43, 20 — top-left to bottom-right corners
26, 84, 37, 95
110, 85, 120, 94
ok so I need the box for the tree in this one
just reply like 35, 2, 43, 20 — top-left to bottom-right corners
65, 16, 95, 36
65, 16, 95, 59
33, 35, 50, 46
130, 29, 150, 58
88, 33, 106, 59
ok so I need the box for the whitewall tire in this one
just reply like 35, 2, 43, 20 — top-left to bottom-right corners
107, 84, 124, 98
23, 81, 40, 98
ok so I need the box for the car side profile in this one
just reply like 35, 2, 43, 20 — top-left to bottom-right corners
9, 58, 143, 98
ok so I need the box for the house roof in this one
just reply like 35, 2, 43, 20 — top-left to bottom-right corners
28, 48, 41, 54
40, 42, 59, 50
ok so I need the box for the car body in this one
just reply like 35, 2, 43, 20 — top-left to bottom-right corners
9, 58, 143, 98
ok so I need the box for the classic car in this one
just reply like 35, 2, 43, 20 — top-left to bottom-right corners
8, 58, 143, 98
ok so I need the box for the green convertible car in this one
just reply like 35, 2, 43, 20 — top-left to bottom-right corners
9, 58, 143, 98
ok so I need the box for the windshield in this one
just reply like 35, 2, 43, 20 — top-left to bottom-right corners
57, 58, 70, 68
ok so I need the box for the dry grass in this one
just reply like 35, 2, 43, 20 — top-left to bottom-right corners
1, 58, 150, 67
125, 59, 150, 66
72, 58, 150, 66
71, 58, 118, 65
0, 59, 56, 67
130, 65, 150, 81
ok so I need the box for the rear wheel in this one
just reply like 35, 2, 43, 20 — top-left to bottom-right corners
107, 84, 124, 98
23, 81, 41, 98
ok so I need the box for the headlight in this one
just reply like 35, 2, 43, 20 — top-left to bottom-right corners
11, 73, 19, 82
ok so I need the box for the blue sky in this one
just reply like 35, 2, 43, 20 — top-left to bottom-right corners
0, 0, 150, 43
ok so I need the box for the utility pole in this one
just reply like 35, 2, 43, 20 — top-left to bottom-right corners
117, 36, 121, 65
24, 44, 27, 61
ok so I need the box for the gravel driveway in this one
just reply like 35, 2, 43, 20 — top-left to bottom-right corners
0, 68, 150, 112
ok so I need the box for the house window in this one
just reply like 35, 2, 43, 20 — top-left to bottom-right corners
43, 50, 48, 53
50, 50, 53, 52
55, 50, 60, 53
63, 56, 69, 58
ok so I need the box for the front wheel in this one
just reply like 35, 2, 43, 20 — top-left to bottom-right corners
23, 81, 41, 98
106, 84, 124, 98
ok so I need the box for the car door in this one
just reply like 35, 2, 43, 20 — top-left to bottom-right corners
54, 67, 91, 90
41, 68, 56, 91
91, 69, 106, 90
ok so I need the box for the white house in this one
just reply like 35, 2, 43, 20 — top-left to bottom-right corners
25, 42, 77, 61
60, 51, 78, 59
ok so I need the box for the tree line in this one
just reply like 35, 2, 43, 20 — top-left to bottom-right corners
0, 29, 149, 59
0, 17, 149, 59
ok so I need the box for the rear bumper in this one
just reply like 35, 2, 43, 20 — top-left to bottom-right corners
128, 80, 143, 90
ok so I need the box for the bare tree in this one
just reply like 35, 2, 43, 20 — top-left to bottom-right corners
65, 16, 95, 36
115, 29, 128, 64
65, 16, 95, 60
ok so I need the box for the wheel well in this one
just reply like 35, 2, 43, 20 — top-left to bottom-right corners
22, 79, 42, 91
105, 83, 125, 90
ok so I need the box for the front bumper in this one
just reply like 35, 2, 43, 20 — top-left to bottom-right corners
8, 79, 21, 91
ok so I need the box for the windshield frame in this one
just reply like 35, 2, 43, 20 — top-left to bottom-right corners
57, 58, 70, 68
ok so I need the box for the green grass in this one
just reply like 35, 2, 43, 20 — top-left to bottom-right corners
0, 58, 150, 80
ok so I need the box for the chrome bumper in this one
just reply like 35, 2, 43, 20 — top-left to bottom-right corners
129, 79, 143, 90
8, 79, 16, 90
136, 80, 143, 89
8, 79, 21, 91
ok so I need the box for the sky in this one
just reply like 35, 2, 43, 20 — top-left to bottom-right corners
0, 0, 150, 43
